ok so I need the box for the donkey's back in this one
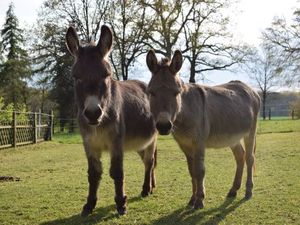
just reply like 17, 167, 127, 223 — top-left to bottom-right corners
117, 79, 156, 150
200, 80, 261, 148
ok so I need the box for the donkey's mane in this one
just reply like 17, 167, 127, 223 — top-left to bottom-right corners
79, 39, 97, 48
158, 58, 171, 66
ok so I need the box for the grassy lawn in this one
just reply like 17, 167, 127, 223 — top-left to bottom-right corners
0, 120, 299, 224
257, 118, 300, 134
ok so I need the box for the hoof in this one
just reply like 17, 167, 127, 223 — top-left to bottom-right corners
115, 195, 127, 215
227, 190, 237, 198
141, 186, 152, 197
245, 191, 252, 200
117, 206, 127, 215
141, 192, 149, 197
81, 204, 93, 217
187, 196, 196, 207
193, 199, 204, 210
141, 189, 152, 197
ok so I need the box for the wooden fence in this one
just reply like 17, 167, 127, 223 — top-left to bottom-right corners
0, 110, 53, 149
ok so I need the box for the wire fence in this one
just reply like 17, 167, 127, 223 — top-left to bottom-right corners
52, 109, 299, 134
0, 110, 53, 149
0, 107, 298, 149
261, 108, 299, 120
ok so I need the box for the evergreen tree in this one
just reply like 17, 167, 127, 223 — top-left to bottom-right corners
0, 3, 31, 108
32, 22, 74, 131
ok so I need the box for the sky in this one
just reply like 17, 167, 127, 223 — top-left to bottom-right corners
0, 0, 299, 89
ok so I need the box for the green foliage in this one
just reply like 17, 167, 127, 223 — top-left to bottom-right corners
0, 96, 13, 122
0, 125, 299, 224
32, 22, 74, 123
0, 96, 29, 122
0, 2, 32, 108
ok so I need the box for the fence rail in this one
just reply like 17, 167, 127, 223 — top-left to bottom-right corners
0, 110, 53, 149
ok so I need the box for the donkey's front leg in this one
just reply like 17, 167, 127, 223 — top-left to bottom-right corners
193, 145, 206, 209
140, 140, 157, 197
81, 157, 102, 217
110, 151, 127, 215
184, 154, 197, 207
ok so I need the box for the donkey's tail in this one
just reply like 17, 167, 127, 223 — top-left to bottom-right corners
253, 136, 257, 174
153, 146, 157, 169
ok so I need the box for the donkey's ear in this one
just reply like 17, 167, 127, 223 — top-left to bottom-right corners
146, 49, 158, 73
66, 27, 80, 57
97, 25, 113, 57
170, 50, 183, 74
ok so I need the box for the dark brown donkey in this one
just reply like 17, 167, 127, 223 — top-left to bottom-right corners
65, 25, 157, 216
146, 50, 260, 209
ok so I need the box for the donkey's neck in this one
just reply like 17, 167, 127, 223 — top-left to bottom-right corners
173, 83, 205, 134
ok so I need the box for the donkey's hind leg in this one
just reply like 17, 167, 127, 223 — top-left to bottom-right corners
227, 143, 245, 198
138, 139, 157, 197
81, 157, 102, 217
244, 132, 256, 200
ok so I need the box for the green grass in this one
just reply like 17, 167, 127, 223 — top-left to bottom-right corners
52, 132, 82, 144
0, 121, 299, 224
257, 118, 300, 134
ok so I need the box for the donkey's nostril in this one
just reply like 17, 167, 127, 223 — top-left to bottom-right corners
84, 106, 102, 123
156, 121, 172, 135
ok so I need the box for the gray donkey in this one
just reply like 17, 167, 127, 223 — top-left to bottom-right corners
66, 25, 157, 216
146, 49, 260, 209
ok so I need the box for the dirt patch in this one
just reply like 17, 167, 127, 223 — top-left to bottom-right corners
0, 176, 20, 182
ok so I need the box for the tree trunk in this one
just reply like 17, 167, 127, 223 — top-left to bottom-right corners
124, 65, 129, 81
121, 55, 126, 80
60, 119, 65, 132
189, 60, 196, 83
166, 45, 172, 59
41, 88, 45, 113
262, 91, 267, 120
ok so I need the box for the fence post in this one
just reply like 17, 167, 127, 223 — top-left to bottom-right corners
33, 113, 37, 144
268, 108, 271, 120
50, 110, 53, 141
38, 109, 41, 137
292, 109, 295, 120
12, 111, 16, 147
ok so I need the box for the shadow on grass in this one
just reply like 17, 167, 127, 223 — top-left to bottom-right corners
152, 197, 247, 225
40, 195, 144, 225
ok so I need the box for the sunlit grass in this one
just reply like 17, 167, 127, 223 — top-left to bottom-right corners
0, 121, 299, 224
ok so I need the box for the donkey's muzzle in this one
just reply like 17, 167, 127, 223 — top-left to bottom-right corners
156, 121, 172, 135
84, 106, 102, 125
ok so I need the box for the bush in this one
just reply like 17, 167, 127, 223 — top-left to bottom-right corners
290, 99, 300, 119
0, 96, 28, 123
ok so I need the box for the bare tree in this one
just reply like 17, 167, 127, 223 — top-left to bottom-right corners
41, 0, 110, 41
263, 11, 300, 86
142, 0, 195, 58
244, 43, 282, 120
108, 1, 149, 80
183, 0, 249, 83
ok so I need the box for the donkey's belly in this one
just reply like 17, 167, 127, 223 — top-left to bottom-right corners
82, 127, 155, 155
124, 134, 156, 151
205, 132, 249, 148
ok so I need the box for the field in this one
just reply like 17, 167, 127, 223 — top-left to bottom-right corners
0, 119, 299, 225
